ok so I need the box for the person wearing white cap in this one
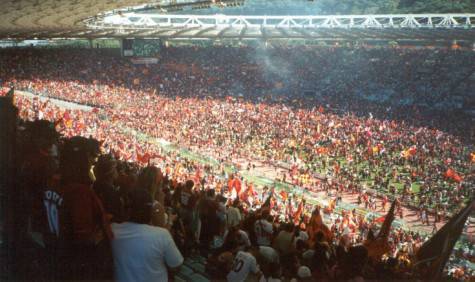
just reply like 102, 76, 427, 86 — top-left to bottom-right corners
297, 266, 312, 281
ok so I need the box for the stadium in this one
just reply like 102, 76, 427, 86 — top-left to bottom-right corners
0, 0, 474, 281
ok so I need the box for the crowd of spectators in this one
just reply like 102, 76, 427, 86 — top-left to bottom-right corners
1, 45, 474, 280
1, 46, 473, 214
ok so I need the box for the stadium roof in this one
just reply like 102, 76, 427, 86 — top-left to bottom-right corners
89, 13, 475, 41
0, 0, 474, 41
0, 0, 151, 39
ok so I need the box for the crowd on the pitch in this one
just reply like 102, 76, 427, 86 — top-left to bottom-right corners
1, 45, 474, 280
1, 47, 473, 215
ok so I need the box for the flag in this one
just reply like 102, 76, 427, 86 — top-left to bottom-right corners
364, 200, 396, 260
233, 178, 242, 195
247, 183, 256, 196
65, 119, 73, 128
137, 152, 151, 165
401, 146, 416, 158
293, 199, 305, 223
374, 215, 386, 223
452, 173, 462, 183
316, 147, 328, 155
279, 190, 288, 202
445, 168, 463, 183
372, 146, 379, 154
445, 168, 455, 179
307, 206, 333, 243
228, 177, 234, 191
415, 199, 474, 279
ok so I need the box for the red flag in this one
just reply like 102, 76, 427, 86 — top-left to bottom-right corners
445, 168, 462, 182
247, 183, 256, 196
137, 152, 151, 164
233, 178, 242, 195
374, 215, 386, 223
316, 147, 328, 155
228, 177, 234, 191
453, 173, 462, 183
308, 207, 333, 244
445, 168, 455, 178
279, 190, 288, 202
293, 199, 305, 223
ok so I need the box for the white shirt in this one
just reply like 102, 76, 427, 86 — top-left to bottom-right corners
227, 206, 242, 227
111, 222, 184, 282
255, 219, 273, 246
227, 251, 260, 282
259, 246, 280, 264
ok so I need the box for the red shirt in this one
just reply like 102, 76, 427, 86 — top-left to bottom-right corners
61, 182, 112, 245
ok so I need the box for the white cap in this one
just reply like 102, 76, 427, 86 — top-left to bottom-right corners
297, 266, 312, 278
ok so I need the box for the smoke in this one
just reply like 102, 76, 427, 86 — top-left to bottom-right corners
254, 42, 292, 83
242, 42, 296, 102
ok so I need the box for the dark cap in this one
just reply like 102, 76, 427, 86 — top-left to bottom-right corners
129, 189, 153, 212
128, 189, 154, 224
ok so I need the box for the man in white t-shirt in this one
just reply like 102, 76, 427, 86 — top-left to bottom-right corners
227, 250, 261, 282
227, 199, 242, 228
111, 190, 183, 282
255, 212, 273, 246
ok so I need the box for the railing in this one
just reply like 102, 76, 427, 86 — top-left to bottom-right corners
87, 13, 475, 29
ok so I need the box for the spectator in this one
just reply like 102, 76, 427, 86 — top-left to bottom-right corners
227, 246, 262, 282
135, 166, 167, 228
255, 210, 274, 247
111, 189, 183, 282
273, 222, 296, 255
59, 136, 113, 280
93, 154, 125, 222
227, 198, 243, 228
199, 189, 220, 251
